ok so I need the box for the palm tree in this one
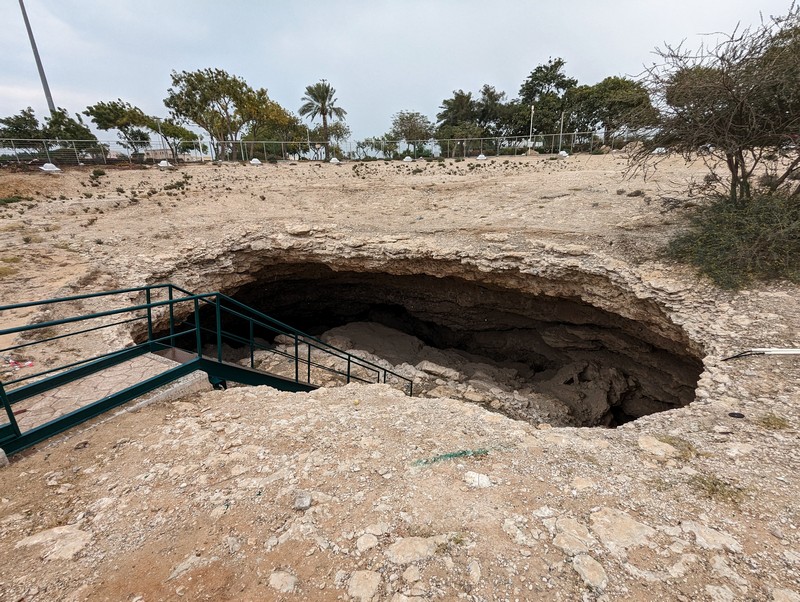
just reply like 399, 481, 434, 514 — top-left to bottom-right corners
299, 80, 347, 160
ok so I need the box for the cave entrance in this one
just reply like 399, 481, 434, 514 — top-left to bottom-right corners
197, 262, 703, 427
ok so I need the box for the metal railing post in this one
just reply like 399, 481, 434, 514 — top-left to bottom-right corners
194, 298, 202, 357
215, 296, 222, 363
346, 356, 351, 384
307, 343, 311, 383
145, 288, 153, 343
294, 335, 299, 382
168, 286, 175, 347
0, 384, 22, 437
249, 321, 254, 368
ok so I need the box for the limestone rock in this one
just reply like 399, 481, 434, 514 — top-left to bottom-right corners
681, 521, 742, 553
348, 570, 381, 601
464, 471, 492, 488
356, 533, 379, 552
385, 537, 437, 564
15, 525, 91, 560
415, 360, 461, 381
637, 435, 678, 458
590, 507, 655, 552
269, 570, 297, 593
572, 554, 608, 590
293, 490, 312, 511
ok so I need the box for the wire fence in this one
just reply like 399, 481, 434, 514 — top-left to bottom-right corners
0, 130, 636, 167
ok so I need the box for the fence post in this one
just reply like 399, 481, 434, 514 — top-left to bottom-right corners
168, 286, 175, 347
307, 343, 311, 383
0, 384, 21, 437
215, 296, 222, 363
294, 334, 299, 382
11, 140, 20, 164
346, 355, 351, 384
194, 298, 202, 358
249, 321, 254, 368
145, 288, 153, 344
72, 141, 80, 165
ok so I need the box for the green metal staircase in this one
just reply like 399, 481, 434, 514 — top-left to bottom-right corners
0, 284, 412, 455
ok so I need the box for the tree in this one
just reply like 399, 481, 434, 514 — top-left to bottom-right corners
0, 107, 43, 141
633, 6, 800, 203
298, 81, 347, 160
436, 90, 478, 129
569, 77, 656, 145
519, 58, 578, 145
240, 88, 294, 140
436, 90, 482, 156
164, 68, 255, 160
84, 100, 151, 154
309, 121, 351, 159
389, 111, 434, 153
145, 118, 202, 161
43, 108, 95, 141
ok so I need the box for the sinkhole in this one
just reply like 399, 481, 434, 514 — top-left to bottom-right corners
176, 262, 704, 428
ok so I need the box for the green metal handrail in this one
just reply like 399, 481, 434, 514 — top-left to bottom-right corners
0, 283, 413, 454
1, 282, 413, 393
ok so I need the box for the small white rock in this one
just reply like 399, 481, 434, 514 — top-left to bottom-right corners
464, 471, 491, 488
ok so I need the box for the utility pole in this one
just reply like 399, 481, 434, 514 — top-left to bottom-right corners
19, 0, 56, 117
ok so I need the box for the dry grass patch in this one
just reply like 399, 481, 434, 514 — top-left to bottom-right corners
757, 413, 791, 430
689, 474, 745, 504
656, 435, 697, 460
0, 265, 18, 278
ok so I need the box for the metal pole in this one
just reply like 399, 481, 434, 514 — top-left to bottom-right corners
249, 321, 254, 368
215, 296, 222, 363
168, 286, 175, 347
528, 105, 535, 153
145, 288, 153, 344
194, 298, 202, 357
558, 112, 565, 153
19, 0, 56, 117
11, 140, 20, 164
71, 141, 80, 164
294, 335, 299, 382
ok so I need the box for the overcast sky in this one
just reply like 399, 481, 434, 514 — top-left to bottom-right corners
1, 0, 794, 140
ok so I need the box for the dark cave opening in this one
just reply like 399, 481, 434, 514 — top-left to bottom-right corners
179, 262, 704, 427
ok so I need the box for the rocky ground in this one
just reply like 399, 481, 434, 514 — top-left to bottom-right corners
0, 154, 799, 601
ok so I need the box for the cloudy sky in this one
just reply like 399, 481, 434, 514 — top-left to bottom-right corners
1, 0, 794, 140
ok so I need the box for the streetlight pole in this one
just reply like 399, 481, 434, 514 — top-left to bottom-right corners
528, 105, 535, 153
18, 0, 56, 117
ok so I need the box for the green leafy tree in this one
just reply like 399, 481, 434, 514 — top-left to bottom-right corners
309, 121, 351, 159
298, 80, 348, 160
144, 117, 203, 160
633, 5, 800, 203
389, 111, 434, 153
44, 108, 95, 142
436, 90, 478, 129
0, 107, 44, 141
362, 135, 397, 159
241, 88, 295, 140
569, 77, 656, 145
164, 68, 254, 160
519, 58, 578, 146
84, 100, 150, 153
